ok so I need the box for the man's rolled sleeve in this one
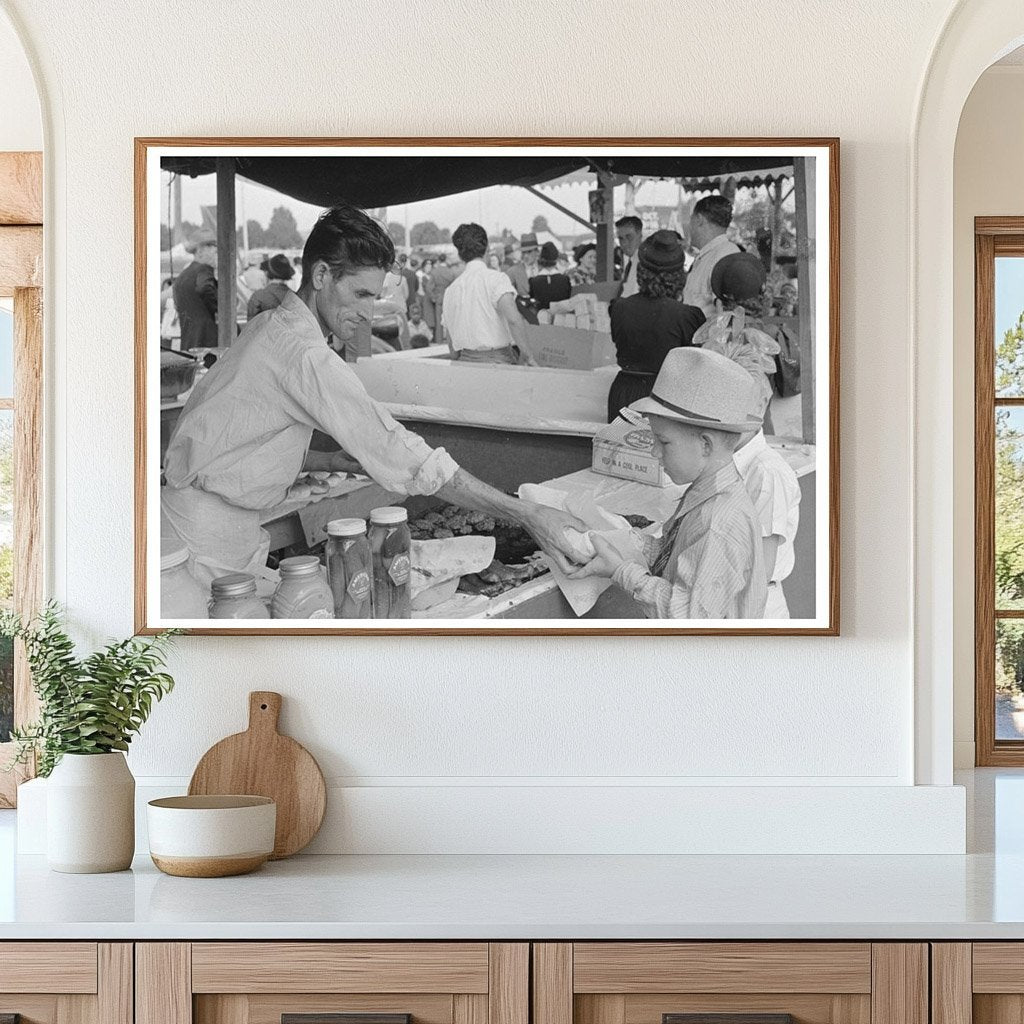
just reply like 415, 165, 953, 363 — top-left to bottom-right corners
285, 347, 459, 496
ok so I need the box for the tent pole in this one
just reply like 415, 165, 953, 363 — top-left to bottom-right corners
595, 173, 615, 283
793, 157, 815, 444
216, 157, 237, 349
519, 184, 593, 231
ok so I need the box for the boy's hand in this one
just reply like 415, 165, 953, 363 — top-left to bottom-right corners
564, 533, 645, 580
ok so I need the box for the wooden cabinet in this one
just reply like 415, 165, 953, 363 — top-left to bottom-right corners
532, 944, 928, 1024
0, 943, 132, 1024
0, 938, 947, 1024
136, 944, 527, 1024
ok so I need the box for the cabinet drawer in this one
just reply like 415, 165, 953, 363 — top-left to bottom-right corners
534, 944, 925, 1024
572, 944, 872, 994
139, 942, 528, 1024
191, 944, 491, 994
0, 943, 130, 1024
0, 942, 99, 994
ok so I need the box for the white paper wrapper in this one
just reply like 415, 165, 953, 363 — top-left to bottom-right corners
518, 483, 644, 616
409, 536, 497, 603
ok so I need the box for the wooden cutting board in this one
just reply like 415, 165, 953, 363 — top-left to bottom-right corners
188, 691, 326, 859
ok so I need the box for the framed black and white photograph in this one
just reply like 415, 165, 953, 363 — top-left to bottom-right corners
135, 138, 838, 635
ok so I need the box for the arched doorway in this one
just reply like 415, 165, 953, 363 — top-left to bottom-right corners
913, 1, 1024, 784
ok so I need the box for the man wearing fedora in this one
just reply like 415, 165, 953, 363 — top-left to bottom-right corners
247, 253, 296, 320
173, 228, 219, 350
569, 346, 768, 620
505, 232, 540, 298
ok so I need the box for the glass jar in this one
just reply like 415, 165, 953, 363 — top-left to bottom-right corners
271, 555, 333, 619
325, 519, 373, 618
209, 573, 271, 619
369, 506, 411, 619
160, 546, 207, 619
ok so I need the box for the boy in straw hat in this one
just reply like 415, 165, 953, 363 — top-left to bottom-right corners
569, 346, 768, 619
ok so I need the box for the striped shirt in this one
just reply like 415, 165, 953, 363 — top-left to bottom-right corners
612, 462, 767, 619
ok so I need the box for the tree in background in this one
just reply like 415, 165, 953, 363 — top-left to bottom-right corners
532, 214, 550, 234
239, 219, 266, 249
387, 222, 406, 247
265, 206, 303, 249
996, 311, 1024, 692
410, 221, 449, 246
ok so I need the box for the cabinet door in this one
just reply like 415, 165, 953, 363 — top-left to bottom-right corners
945, 942, 1024, 1024
137, 943, 528, 1024
0, 943, 131, 1024
533, 944, 927, 1024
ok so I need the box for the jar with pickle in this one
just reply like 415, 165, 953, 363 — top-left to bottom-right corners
271, 555, 334, 619
368, 506, 411, 619
325, 518, 373, 618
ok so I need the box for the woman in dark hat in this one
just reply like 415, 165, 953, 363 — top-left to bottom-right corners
528, 241, 572, 310
246, 253, 296, 320
606, 229, 706, 422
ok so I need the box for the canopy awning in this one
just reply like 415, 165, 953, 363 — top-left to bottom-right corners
160, 154, 796, 209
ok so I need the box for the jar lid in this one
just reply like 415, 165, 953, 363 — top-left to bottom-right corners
327, 518, 366, 537
370, 506, 408, 525
211, 572, 257, 597
278, 555, 322, 577
160, 546, 189, 571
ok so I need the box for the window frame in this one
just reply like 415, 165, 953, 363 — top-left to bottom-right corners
975, 217, 1024, 765
0, 151, 43, 806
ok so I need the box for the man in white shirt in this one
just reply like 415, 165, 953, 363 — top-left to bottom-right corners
682, 195, 740, 317
615, 215, 643, 298
442, 222, 531, 364
163, 206, 581, 594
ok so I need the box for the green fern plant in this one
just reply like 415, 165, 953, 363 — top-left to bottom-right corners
0, 602, 180, 777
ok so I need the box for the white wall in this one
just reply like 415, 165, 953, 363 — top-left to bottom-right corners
0, 0, 975, 852
0, 8, 39, 152
952, 65, 1024, 767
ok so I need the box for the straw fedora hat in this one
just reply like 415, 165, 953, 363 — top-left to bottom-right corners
629, 347, 764, 433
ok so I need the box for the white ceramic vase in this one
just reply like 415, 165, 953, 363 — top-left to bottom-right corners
46, 752, 135, 873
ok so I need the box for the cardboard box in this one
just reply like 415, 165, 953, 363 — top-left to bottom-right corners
519, 324, 617, 370
592, 418, 665, 485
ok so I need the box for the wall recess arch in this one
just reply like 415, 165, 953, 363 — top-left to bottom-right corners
912, 0, 1024, 785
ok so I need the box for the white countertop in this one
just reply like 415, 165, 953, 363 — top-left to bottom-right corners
0, 769, 1020, 941
0, 848, 1020, 941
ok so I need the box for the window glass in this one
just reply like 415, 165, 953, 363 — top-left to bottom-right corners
997, 620, 1024, 741
996, 256, 1024, 397
0, 307, 13, 400
997, 407, 1024, 610
0, 409, 11, 742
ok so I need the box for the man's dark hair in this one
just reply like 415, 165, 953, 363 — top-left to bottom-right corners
300, 204, 395, 287
692, 195, 733, 230
615, 215, 643, 233
452, 223, 489, 262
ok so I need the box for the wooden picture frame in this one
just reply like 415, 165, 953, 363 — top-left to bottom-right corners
975, 216, 1024, 765
136, 137, 839, 636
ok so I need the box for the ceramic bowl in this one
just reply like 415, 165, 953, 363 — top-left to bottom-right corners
147, 795, 276, 877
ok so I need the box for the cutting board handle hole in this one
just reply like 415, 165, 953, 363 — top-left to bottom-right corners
260, 703, 268, 710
